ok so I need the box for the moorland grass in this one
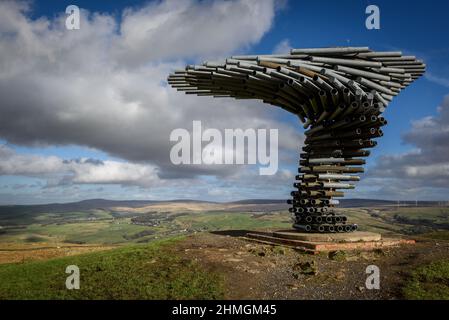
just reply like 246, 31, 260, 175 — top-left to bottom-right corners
0, 237, 224, 300
403, 259, 449, 300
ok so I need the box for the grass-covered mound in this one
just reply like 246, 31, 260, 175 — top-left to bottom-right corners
0, 237, 223, 299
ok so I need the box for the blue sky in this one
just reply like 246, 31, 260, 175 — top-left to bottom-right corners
0, 0, 448, 204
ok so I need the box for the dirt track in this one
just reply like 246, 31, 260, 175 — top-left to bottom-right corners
176, 231, 449, 299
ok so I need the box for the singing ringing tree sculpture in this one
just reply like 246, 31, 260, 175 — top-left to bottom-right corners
167, 46, 425, 233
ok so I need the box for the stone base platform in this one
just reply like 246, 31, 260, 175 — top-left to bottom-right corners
244, 230, 415, 254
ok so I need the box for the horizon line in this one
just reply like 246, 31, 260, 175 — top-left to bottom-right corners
1, 197, 449, 207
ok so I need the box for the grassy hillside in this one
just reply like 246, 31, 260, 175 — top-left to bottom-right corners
0, 209, 291, 245
403, 259, 449, 299
1, 200, 448, 247
0, 237, 224, 299
0, 200, 448, 300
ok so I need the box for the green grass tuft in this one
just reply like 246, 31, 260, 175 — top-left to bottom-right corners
403, 259, 449, 300
0, 237, 224, 300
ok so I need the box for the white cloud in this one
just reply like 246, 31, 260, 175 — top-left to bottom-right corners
116, 0, 277, 65
363, 94, 449, 197
425, 72, 449, 88
0, 143, 297, 204
0, 0, 300, 182
272, 38, 292, 54
0, 144, 160, 187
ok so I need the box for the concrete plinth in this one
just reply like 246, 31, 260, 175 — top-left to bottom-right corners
245, 230, 415, 254
273, 230, 381, 243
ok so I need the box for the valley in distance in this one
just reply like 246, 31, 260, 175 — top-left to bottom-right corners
0, 198, 448, 299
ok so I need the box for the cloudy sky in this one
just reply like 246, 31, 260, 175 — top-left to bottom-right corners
0, 0, 448, 204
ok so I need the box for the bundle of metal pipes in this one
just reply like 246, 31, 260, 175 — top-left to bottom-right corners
167, 46, 425, 233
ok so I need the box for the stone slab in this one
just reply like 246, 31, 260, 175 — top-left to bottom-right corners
244, 230, 415, 254
272, 230, 382, 243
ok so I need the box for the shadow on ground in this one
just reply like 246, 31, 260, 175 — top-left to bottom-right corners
210, 229, 304, 237
210, 230, 249, 237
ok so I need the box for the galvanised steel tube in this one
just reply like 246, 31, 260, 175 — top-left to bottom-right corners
310, 56, 383, 68
376, 67, 406, 74
334, 65, 391, 81
313, 75, 334, 92
318, 174, 360, 181
373, 55, 417, 61
320, 68, 352, 85
168, 46, 425, 233
357, 77, 395, 95
322, 183, 354, 189
291, 46, 370, 55
357, 51, 402, 58
308, 158, 346, 164
287, 61, 324, 73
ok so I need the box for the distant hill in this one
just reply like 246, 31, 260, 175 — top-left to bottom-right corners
0, 199, 156, 215
0, 198, 446, 216
229, 199, 286, 204
0, 199, 221, 215
338, 199, 446, 208
339, 199, 398, 207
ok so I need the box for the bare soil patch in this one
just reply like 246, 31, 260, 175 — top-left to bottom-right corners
175, 231, 449, 299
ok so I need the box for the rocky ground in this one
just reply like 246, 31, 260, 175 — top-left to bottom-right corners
175, 231, 449, 299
